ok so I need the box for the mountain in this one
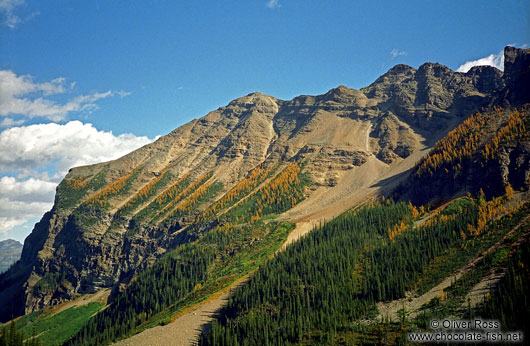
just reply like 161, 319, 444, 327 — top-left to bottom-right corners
395, 103, 530, 205
1, 46, 529, 326
0, 240, 23, 274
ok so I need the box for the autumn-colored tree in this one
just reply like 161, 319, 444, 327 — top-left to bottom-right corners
68, 177, 91, 190
505, 183, 514, 201
85, 167, 140, 207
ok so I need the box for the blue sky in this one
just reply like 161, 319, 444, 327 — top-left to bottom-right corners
0, 0, 528, 242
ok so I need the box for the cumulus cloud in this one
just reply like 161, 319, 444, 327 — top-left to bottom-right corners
390, 49, 407, 58
0, 120, 153, 176
266, 0, 280, 9
0, 176, 56, 235
0, 121, 155, 239
456, 50, 504, 73
0, 176, 56, 200
0, 70, 129, 123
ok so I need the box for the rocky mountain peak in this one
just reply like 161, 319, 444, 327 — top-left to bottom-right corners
416, 62, 456, 83
465, 65, 505, 94
320, 85, 366, 105
503, 46, 530, 105
388, 63, 416, 74
228, 92, 278, 107
363, 64, 416, 96
466, 65, 502, 75
504, 45, 530, 71
327, 85, 352, 94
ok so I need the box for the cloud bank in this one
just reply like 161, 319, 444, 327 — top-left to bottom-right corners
0, 121, 153, 175
0, 70, 129, 124
0, 121, 155, 240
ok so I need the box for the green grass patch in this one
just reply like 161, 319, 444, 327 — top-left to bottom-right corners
55, 169, 108, 210
6, 302, 104, 346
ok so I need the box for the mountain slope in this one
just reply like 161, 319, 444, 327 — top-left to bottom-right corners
0, 240, 22, 274
199, 192, 530, 345
396, 105, 530, 205
1, 46, 529, 325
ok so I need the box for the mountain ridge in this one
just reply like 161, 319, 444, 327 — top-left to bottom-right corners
1, 46, 529, 322
0, 239, 23, 274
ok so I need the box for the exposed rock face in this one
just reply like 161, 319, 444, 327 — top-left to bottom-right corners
503, 46, 530, 106
0, 240, 22, 274
1, 46, 528, 321
398, 109, 530, 207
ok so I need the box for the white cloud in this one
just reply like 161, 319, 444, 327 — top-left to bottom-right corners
0, 0, 37, 28
0, 70, 129, 123
0, 0, 23, 27
0, 176, 56, 202
266, 0, 280, 9
0, 121, 155, 239
390, 49, 407, 59
0, 217, 26, 234
0, 177, 57, 236
0, 199, 52, 222
456, 50, 504, 73
0, 120, 154, 176
0, 117, 24, 127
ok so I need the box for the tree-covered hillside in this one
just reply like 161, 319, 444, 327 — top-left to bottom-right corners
397, 106, 529, 205
199, 195, 529, 345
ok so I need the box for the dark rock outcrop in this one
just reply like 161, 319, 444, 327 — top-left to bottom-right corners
503, 46, 530, 106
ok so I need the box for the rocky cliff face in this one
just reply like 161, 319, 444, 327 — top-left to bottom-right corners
395, 104, 530, 206
504, 46, 530, 105
1, 46, 528, 321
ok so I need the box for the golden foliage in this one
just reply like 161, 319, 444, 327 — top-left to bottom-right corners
200, 164, 273, 220
171, 179, 214, 215
247, 162, 303, 220
67, 177, 91, 190
505, 184, 514, 201
388, 220, 408, 242
483, 108, 527, 160
86, 168, 139, 206
387, 203, 421, 241
468, 194, 508, 236
420, 211, 457, 229
409, 202, 420, 218
415, 110, 487, 178
156, 172, 212, 218
120, 166, 171, 210
415, 107, 528, 180
154, 171, 192, 206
